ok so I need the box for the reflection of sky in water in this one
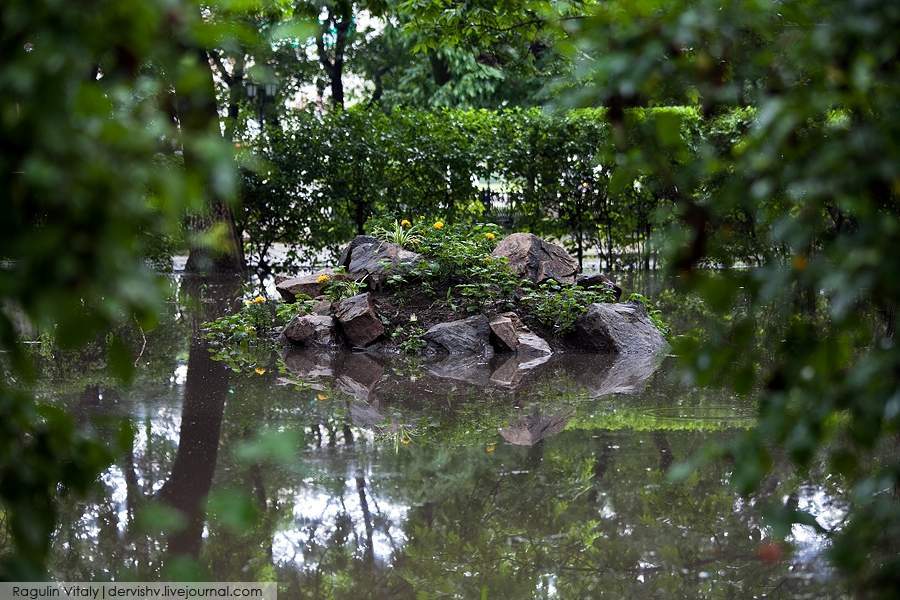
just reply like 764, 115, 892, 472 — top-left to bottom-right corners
272, 463, 408, 569
787, 485, 848, 570
66, 383, 185, 541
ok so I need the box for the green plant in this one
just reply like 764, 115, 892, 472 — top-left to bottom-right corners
323, 277, 367, 302
371, 220, 425, 249
202, 296, 302, 374
390, 324, 428, 354
522, 282, 616, 333
627, 293, 671, 338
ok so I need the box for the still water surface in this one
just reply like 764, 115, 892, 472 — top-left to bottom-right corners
39, 275, 847, 598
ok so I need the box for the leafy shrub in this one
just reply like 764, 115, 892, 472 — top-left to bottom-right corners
390, 324, 428, 354
202, 295, 311, 373
522, 282, 616, 333
370, 219, 424, 249
323, 278, 366, 302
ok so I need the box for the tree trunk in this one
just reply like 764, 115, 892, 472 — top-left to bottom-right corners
176, 47, 245, 274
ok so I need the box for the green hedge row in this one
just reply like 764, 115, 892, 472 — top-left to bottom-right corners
238, 106, 754, 275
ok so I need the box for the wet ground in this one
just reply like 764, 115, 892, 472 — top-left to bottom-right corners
37, 275, 849, 598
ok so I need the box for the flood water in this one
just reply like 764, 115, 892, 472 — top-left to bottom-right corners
35, 275, 850, 598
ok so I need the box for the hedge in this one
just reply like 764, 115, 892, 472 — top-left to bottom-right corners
238, 106, 754, 276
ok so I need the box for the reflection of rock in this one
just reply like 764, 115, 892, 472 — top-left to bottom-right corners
276, 269, 345, 302
491, 232, 577, 284
570, 301, 667, 356
282, 314, 338, 347
342, 237, 422, 287
563, 352, 664, 397
489, 312, 551, 357
334, 293, 384, 348
425, 354, 492, 386
424, 314, 494, 356
489, 352, 552, 388
576, 272, 622, 301
335, 353, 385, 402
282, 347, 335, 379
499, 408, 574, 446
349, 402, 385, 429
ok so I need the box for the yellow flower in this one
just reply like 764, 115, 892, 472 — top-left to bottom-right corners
316, 393, 329, 401
400, 437, 411, 445
252, 295, 266, 304
316, 273, 331, 284
484, 232, 496, 241
400, 219, 412, 228
485, 443, 496, 454
254, 367, 266, 375
433, 221, 444, 230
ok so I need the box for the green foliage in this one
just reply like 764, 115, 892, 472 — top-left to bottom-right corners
0, 0, 256, 578
241, 106, 710, 273
381, 219, 522, 311
569, 0, 900, 590
370, 220, 424, 249
202, 295, 304, 373
522, 281, 615, 333
322, 277, 366, 302
627, 293, 671, 338
390, 324, 427, 354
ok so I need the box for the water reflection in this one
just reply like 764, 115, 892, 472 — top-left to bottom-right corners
43, 276, 850, 597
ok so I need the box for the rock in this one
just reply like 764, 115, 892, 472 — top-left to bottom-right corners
488, 313, 520, 351
344, 239, 422, 287
276, 269, 345, 302
334, 293, 384, 347
309, 298, 333, 315
489, 312, 552, 356
576, 272, 622, 301
282, 314, 338, 347
423, 314, 494, 357
491, 233, 578, 284
338, 235, 378, 269
569, 301, 667, 355
499, 409, 574, 446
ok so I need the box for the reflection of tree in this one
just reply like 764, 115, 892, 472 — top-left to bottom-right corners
158, 274, 240, 559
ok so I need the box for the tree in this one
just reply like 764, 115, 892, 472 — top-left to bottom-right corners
0, 0, 249, 577
566, 0, 900, 591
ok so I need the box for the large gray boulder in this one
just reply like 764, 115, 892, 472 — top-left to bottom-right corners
341, 237, 422, 286
276, 269, 345, 302
423, 314, 494, 357
338, 235, 378, 268
569, 301, 667, 355
334, 292, 384, 347
489, 312, 552, 357
282, 314, 338, 347
491, 233, 578, 284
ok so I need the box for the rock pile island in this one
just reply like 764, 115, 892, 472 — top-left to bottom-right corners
275, 224, 668, 371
